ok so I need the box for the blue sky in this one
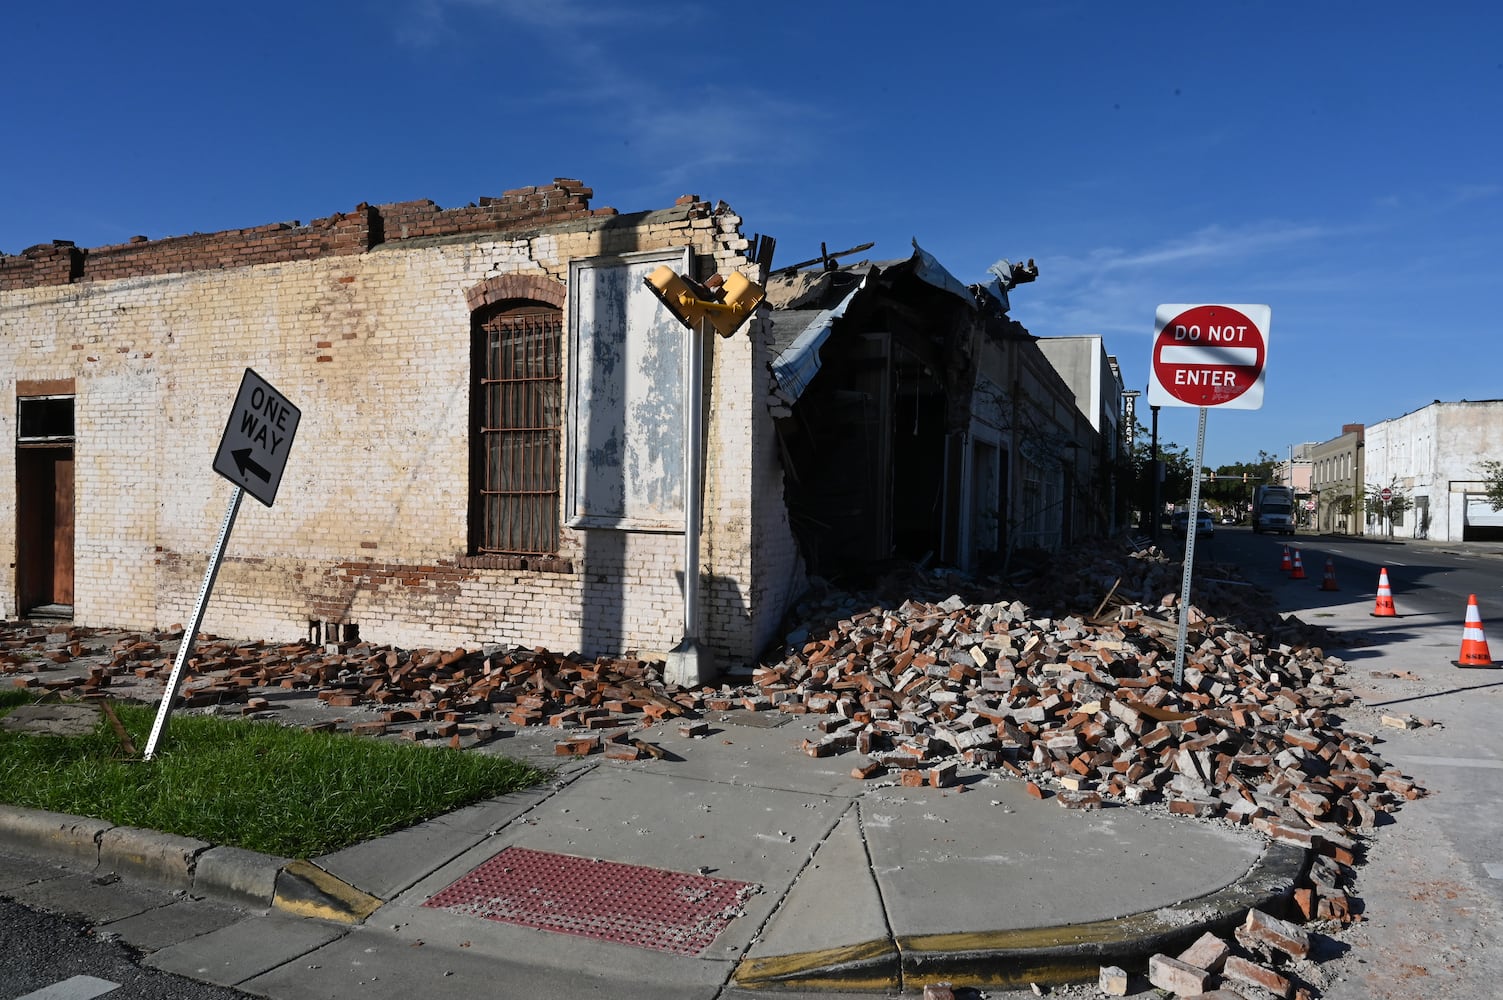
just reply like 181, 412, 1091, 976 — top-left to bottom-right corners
5, 1, 1499, 469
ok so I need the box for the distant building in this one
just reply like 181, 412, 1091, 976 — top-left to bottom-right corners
1274, 443, 1315, 524
1033, 337, 1128, 537
1362, 400, 1503, 541
1310, 425, 1365, 534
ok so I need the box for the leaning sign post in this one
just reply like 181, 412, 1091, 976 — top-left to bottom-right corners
144, 369, 301, 760
1147, 304, 1271, 686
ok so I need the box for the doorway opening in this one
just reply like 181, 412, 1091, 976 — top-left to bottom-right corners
17, 389, 75, 619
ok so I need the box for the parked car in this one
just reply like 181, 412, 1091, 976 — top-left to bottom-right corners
1172, 509, 1216, 539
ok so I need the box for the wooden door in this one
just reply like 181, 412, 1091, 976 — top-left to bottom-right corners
53, 454, 74, 605
16, 447, 74, 612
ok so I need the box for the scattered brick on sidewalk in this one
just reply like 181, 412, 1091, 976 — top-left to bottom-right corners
1236, 907, 1313, 961
2, 536, 1421, 950
1148, 952, 1213, 995
1222, 953, 1295, 998
1178, 929, 1232, 973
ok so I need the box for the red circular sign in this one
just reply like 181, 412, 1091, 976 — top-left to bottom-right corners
1152, 305, 1266, 406
1381, 488, 1393, 502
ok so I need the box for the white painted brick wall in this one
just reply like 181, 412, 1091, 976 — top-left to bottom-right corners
1, 211, 807, 667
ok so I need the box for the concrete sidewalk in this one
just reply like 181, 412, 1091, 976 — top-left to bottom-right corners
0, 705, 1302, 999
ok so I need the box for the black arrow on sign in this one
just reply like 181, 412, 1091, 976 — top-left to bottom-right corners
231, 448, 271, 483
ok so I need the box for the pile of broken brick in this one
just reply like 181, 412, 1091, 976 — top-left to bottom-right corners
4, 539, 1419, 939
922, 906, 1320, 999
1138, 906, 1319, 999
742, 590, 1402, 929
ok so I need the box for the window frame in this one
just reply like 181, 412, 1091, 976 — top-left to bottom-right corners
564, 247, 692, 532
469, 301, 564, 557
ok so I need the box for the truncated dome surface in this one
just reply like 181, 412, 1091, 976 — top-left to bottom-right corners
422, 846, 759, 955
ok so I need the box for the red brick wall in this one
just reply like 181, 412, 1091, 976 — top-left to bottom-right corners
0, 179, 614, 292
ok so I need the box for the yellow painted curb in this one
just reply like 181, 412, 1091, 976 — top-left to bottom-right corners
734, 841, 1307, 992
272, 859, 383, 924
734, 938, 900, 992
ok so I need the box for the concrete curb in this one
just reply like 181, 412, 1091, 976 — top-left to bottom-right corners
99, 825, 209, 892
732, 840, 1309, 992
0, 805, 288, 909
0, 805, 113, 869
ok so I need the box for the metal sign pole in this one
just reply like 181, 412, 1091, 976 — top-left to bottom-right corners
682, 317, 706, 644
664, 316, 708, 687
144, 485, 245, 760
1173, 406, 1208, 687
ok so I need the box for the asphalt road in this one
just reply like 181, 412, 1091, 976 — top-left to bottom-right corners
1210, 527, 1502, 614
1192, 527, 1503, 999
0, 894, 255, 999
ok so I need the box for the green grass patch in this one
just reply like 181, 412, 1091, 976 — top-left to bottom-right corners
0, 694, 547, 858
0, 689, 36, 711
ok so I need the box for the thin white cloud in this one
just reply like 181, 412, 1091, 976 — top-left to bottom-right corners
1372, 183, 1500, 217
393, 0, 640, 46
1448, 183, 1500, 206
1013, 219, 1355, 343
1088, 222, 1336, 272
389, 0, 829, 183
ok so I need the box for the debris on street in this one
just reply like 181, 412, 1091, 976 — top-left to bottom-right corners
3, 537, 1423, 950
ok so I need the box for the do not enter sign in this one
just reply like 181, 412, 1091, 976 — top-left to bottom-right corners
1148, 303, 1270, 409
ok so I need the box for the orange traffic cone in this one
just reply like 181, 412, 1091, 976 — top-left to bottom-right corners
1454, 594, 1496, 668
1280, 545, 1292, 572
1289, 550, 1306, 580
1370, 568, 1397, 617
1319, 558, 1339, 591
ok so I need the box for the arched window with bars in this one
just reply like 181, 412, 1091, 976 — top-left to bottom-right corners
470, 301, 563, 555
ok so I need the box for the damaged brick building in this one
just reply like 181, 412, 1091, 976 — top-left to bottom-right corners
765, 246, 1128, 579
2, 180, 1126, 671
2, 181, 804, 670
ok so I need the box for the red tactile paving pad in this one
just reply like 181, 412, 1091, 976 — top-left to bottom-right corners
422, 846, 760, 955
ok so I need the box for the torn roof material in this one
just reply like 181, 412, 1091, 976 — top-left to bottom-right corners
908, 240, 974, 305
768, 278, 865, 405
766, 240, 982, 407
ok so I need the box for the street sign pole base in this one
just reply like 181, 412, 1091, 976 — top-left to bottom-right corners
144, 485, 245, 760
665, 638, 714, 688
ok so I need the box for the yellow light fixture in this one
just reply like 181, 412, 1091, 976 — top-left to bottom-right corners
645, 265, 765, 337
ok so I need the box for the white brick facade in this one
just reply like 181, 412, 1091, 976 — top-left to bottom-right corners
2, 193, 805, 669
1362, 400, 1503, 541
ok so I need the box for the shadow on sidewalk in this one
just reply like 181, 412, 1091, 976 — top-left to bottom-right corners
1366, 679, 1503, 709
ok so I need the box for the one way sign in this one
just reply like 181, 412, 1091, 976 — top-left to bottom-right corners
212, 368, 301, 507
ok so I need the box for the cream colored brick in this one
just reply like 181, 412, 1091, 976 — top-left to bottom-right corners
2, 208, 803, 664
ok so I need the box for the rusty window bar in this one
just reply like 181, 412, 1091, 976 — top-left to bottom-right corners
477, 310, 560, 555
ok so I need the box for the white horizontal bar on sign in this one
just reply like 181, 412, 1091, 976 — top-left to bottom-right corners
1158, 345, 1258, 366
